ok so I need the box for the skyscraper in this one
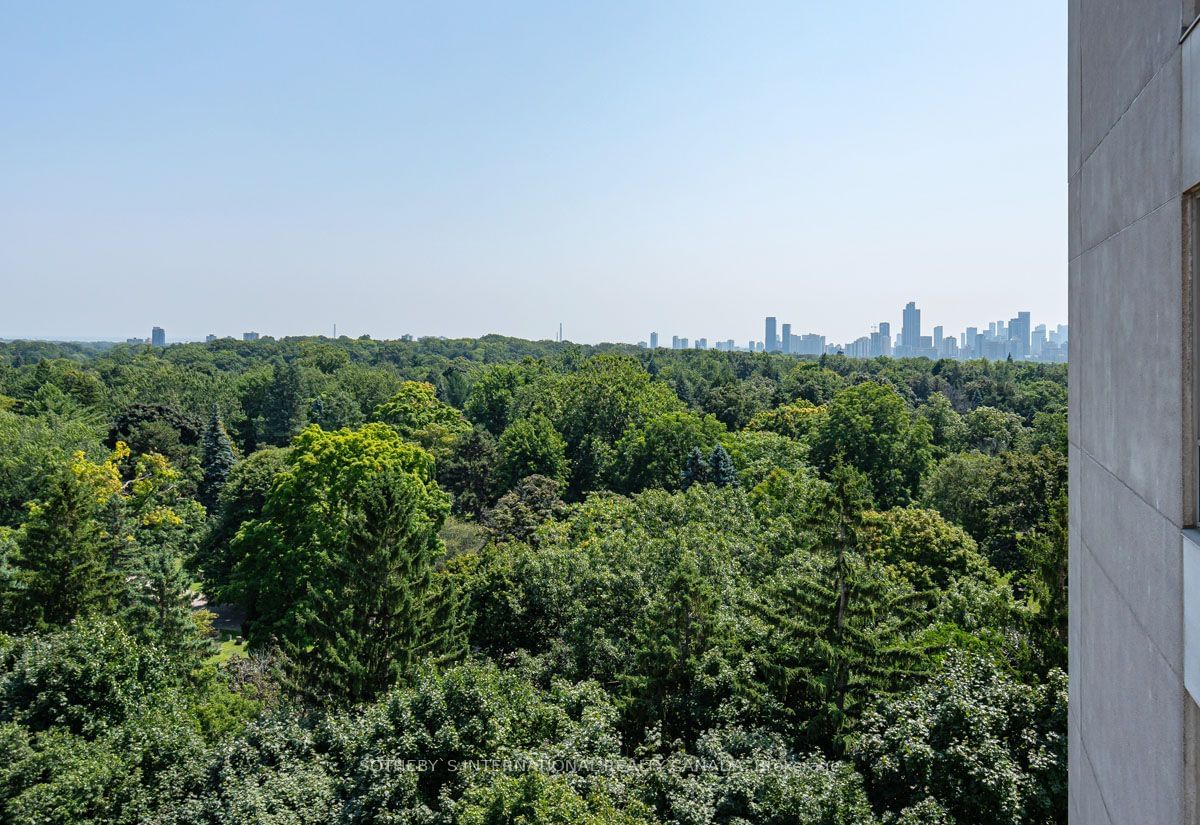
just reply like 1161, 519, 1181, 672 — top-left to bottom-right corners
650, 332, 659, 349
781, 323, 791, 354
901, 302, 920, 349
765, 316, 778, 353
1008, 311, 1031, 358
151, 326, 166, 347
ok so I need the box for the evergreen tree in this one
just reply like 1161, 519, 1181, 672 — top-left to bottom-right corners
230, 424, 458, 702
8, 464, 119, 630
199, 408, 237, 512
708, 444, 738, 487
624, 550, 722, 749
747, 465, 936, 752
438, 425, 498, 517
261, 361, 303, 446
123, 535, 211, 665
681, 447, 710, 488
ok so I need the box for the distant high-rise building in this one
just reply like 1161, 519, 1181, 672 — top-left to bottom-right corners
765, 317, 779, 353
243, 331, 260, 341
781, 323, 791, 354
1008, 311, 1031, 358
1031, 324, 1047, 357
650, 331, 659, 349
933, 325, 943, 349
695, 338, 708, 350
679, 337, 689, 349
205, 334, 217, 343
151, 326, 166, 347
901, 302, 921, 349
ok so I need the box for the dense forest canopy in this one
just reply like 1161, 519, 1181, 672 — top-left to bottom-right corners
0, 335, 1067, 824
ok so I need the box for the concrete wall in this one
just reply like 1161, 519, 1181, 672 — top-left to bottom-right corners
1070, 1, 1199, 822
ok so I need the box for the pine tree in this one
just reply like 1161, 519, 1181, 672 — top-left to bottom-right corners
10, 466, 120, 630
681, 447, 710, 488
200, 408, 237, 512
708, 444, 738, 487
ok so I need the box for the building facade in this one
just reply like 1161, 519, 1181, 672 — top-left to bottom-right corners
1069, 2, 1200, 822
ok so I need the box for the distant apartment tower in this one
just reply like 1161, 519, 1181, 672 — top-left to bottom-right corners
694, 338, 708, 350
650, 331, 659, 349
901, 302, 920, 349
151, 326, 166, 347
781, 323, 792, 354
205, 334, 217, 343
764, 316, 779, 353
243, 331, 260, 341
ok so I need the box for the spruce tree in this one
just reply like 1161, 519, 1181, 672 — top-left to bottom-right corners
681, 447, 710, 488
123, 536, 211, 665
708, 444, 738, 487
200, 408, 237, 512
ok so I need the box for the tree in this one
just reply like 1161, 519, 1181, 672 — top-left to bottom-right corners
372, 380, 470, 461
1018, 493, 1068, 672
745, 465, 936, 752
746, 400, 824, 440
495, 414, 568, 493
483, 474, 567, 546
199, 408, 237, 511
681, 447, 710, 488
852, 652, 1067, 825
7, 453, 122, 630
916, 392, 964, 458
809, 383, 932, 508
203, 446, 290, 592
438, 425, 499, 517
260, 361, 304, 447
709, 444, 738, 487
613, 410, 724, 492
229, 424, 459, 701
958, 406, 1028, 455
623, 550, 723, 748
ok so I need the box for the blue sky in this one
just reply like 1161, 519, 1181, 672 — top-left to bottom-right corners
1, 1, 1066, 344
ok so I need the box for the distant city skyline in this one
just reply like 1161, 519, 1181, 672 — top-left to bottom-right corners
51, 299, 1067, 364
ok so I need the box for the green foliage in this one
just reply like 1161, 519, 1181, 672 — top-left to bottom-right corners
0, 337, 1069, 824
203, 446, 290, 590
372, 379, 471, 460
809, 383, 932, 508
958, 405, 1029, 455
439, 425, 499, 517
259, 361, 304, 447
229, 424, 458, 701
496, 414, 569, 492
0, 618, 173, 736
852, 652, 1067, 825
5, 459, 121, 631
199, 408, 237, 511
615, 410, 724, 493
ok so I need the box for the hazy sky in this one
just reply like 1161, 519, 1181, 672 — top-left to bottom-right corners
2, 2, 1066, 345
